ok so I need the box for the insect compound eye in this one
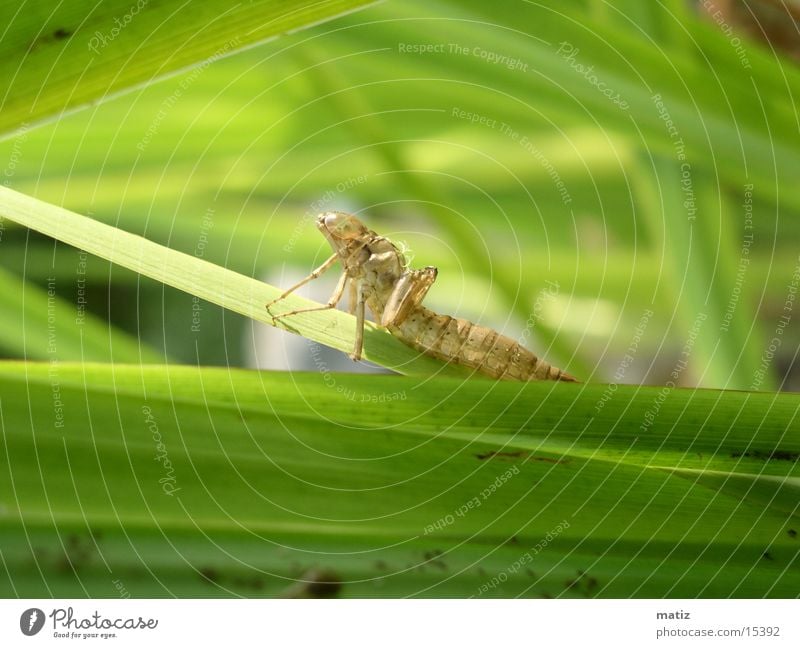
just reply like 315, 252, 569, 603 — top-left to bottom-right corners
319, 212, 364, 240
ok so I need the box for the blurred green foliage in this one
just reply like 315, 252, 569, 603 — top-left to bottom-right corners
2, 0, 798, 388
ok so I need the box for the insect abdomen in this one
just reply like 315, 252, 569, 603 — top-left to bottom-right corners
392, 307, 575, 382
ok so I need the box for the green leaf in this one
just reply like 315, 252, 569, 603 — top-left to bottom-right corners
0, 0, 378, 135
1, 362, 797, 597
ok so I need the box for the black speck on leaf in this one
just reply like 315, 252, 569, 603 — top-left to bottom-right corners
282, 568, 342, 598
199, 567, 219, 583
476, 450, 526, 460
731, 449, 799, 462
303, 571, 342, 598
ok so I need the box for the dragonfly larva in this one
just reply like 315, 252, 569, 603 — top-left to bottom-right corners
268, 212, 576, 381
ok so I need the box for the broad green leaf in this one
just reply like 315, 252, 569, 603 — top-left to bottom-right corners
0, 362, 797, 597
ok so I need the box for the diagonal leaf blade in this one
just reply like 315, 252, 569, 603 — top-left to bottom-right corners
0, 0, 378, 136
0, 184, 467, 377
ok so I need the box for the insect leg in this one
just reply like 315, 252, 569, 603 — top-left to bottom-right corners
347, 278, 358, 315
269, 269, 348, 322
350, 279, 366, 361
266, 253, 339, 310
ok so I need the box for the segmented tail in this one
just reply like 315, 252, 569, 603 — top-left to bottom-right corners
392, 307, 576, 382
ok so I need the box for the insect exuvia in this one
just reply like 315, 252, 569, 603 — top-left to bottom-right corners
267, 212, 576, 382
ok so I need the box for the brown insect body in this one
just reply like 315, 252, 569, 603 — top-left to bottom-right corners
391, 307, 574, 381
270, 211, 575, 382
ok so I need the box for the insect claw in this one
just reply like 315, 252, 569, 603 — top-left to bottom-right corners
269, 311, 295, 323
